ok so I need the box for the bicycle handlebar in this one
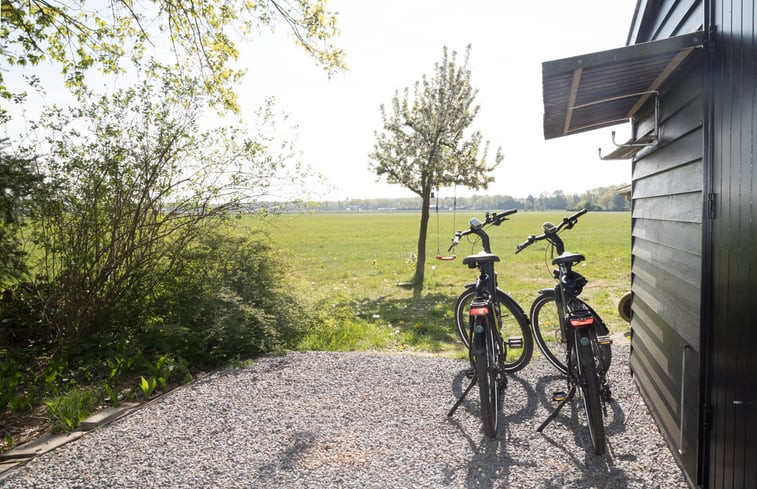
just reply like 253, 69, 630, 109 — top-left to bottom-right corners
447, 209, 517, 253
515, 208, 587, 254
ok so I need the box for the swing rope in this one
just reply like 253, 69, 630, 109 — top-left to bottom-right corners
435, 183, 457, 261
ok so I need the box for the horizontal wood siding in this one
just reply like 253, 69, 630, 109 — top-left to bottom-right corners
630, 32, 704, 482
708, 0, 757, 487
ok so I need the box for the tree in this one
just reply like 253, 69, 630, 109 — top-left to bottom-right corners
0, 0, 345, 111
369, 45, 502, 291
19, 75, 306, 343
0, 140, 42, 287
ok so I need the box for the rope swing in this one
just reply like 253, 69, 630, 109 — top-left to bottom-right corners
435, 183, 457, 261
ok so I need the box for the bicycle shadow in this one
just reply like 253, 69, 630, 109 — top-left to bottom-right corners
448, 356, 641, 488
531, 366, 638, 487
446, 370, 539, 488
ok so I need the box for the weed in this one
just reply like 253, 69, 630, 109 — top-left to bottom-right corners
139, 376, 158, 399
44, 387, 102, 432
103, 383, 121, 408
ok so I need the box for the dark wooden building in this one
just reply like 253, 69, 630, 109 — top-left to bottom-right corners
540, 1, 756, 487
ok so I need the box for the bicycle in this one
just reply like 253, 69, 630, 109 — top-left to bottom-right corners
446, 210, 533, 438
516, 209, 612, 454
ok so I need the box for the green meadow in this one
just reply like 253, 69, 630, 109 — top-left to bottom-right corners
241, 210, 632, 356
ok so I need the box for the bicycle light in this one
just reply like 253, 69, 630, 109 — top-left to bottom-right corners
569, 317, 594, 327
469, 306, 489, 316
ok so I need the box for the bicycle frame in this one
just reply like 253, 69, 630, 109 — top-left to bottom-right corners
464, 254, 504, 366
447, 210, 520, 432
517, 209, 612, 454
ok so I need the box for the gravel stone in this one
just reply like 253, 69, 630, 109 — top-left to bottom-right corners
0, 344, 688, 488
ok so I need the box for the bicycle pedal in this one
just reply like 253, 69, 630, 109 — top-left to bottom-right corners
552, 391, 568, 402
597, 335, 613, 346
507, 336, 523, 349
465, 368, 475, 379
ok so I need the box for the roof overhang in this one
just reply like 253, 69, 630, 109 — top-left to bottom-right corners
542, 31, 704, 140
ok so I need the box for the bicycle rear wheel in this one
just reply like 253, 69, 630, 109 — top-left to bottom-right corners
575, 328, 606, 455
455, 288, 533, 372
472, 315, 501, 438
530, 290, 611, 375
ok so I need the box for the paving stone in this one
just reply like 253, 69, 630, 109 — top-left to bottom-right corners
0, 431, 85, 461
0, 460, 22, 476
78, 404, 137, 431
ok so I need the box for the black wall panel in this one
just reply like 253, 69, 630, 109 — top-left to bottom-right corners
707, 0, 757, 487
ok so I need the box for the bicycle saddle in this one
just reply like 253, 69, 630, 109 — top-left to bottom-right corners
552, 252, 585, 266
463, 251, 500, 268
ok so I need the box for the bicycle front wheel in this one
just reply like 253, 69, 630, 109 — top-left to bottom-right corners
472, 315, 501, 438
455, 288, 533, 372
575, 328, 606, 455
530, 290, 611, 375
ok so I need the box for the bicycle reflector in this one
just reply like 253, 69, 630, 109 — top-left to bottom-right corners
470, 306, 489, 316
569, 317, 595, 327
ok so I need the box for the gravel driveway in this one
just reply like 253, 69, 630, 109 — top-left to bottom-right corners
0, 343, 688, 488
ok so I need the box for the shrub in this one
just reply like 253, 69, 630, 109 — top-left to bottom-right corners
139, 229, 312, 364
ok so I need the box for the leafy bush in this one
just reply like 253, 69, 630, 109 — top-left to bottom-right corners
141, 230, 311, 364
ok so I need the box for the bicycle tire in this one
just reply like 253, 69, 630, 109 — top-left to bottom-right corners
530, 290, 611, 375
473, 315, 499, 438
575, 328, 606, 455
454, 288, 533, 372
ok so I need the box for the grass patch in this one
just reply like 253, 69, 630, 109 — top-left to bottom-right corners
241, 210, 631, 354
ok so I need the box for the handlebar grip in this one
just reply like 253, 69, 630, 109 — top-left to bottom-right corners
515, 235, 535, 253
448, 234, 461, 252
492, 208, 518, 226
567, 208, 588, 222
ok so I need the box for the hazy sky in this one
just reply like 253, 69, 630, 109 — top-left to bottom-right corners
239, 0, 640, 201
5, 1, 640, 202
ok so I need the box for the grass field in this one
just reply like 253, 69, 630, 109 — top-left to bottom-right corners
242, 210, 632, 355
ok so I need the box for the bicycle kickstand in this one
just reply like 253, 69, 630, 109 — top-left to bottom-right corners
448, 374, 477, 418
536, 385, 577, 432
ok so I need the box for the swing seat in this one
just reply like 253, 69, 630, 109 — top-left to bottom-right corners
436, 254, 457, 261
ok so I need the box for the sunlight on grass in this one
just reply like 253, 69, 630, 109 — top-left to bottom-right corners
238, 211, 631, 354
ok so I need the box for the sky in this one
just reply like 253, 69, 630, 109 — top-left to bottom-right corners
4, 0, 640, 202
237, 0, 640, 201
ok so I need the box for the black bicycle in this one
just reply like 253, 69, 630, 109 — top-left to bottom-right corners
516, 209, 612, 454
446, 210, 533, 438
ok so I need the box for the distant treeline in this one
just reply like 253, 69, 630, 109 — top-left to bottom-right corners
310, 184, 631, 213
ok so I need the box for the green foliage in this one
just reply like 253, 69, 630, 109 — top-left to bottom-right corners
369, 45, 503, 290
103, 383, 121, 408
138, 376, 158, 400
0, 354, 24, 412
0, 139, 43, 287
1, 0, 345, 111
14, 77, 300, 345
45, 387, 102, 433
310, 186, 631, 213
142, 230, 311, 363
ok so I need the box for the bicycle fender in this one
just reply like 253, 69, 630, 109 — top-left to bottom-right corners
573, 327, 594, 350
536, 288, 554, 296
471, 321, 486, 352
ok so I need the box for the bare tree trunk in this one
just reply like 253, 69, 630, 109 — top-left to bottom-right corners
412, 190, 431, 296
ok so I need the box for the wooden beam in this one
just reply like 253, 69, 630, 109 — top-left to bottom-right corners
563, 67, 583, 135
625, 47, 696, 118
